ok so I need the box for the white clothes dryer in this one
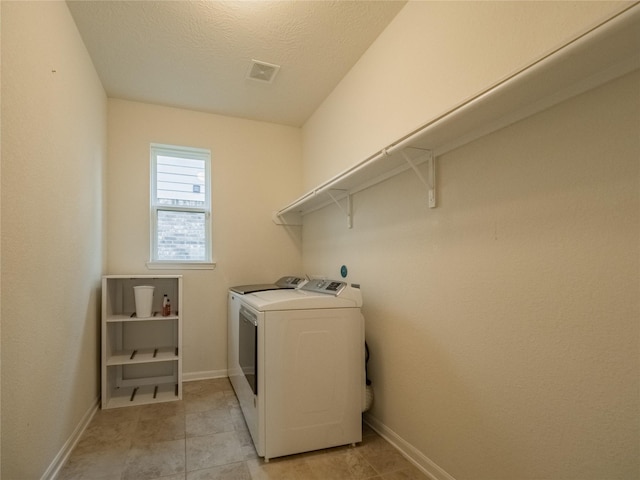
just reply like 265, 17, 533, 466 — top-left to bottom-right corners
233, 279, 365, 461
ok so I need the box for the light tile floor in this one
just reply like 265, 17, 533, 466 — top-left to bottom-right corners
59, 378, 430, 480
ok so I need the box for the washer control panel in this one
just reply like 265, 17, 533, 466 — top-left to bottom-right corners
300, 279, 346, 296
275, 276, 306, 288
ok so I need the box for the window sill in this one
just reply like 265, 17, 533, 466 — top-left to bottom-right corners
146, 261, 217, 270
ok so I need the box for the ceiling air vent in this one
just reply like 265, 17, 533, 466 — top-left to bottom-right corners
247, 59, 280, 83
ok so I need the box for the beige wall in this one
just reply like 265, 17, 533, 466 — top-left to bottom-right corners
301, 2, 638, 479
1, 2, 107, 478
107, 99, 303, 377
0, 2, 3, 473
302, 1, 631, 190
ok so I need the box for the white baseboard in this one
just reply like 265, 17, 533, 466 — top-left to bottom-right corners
182, 369, 228, 382
42, 396, 100, 480
363, 413, 457, 480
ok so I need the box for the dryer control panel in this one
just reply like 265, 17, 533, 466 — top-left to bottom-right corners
300, 279, 347, 296
275, 276, 306, 288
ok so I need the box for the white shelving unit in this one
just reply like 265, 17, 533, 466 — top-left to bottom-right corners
101, 275, 183, 409
273, 5, 640, 227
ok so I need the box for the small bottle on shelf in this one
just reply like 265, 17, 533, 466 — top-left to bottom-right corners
162, 295, 171, 317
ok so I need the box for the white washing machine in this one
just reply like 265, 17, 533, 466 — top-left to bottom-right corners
231, 279, 365, 461
228, 277, 305, 397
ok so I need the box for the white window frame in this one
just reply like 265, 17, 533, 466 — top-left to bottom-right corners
147, 143, 215, 270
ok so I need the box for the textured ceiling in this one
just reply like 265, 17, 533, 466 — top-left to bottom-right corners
67, 0, 406, 127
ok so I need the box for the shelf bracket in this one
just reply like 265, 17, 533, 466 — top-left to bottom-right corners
326, 189, 353, 228
272, 211, 302, 226
401, 149, 436, 208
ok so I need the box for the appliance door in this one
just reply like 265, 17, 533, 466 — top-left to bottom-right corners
239, 306, 258, 395
263, 308, 364, 460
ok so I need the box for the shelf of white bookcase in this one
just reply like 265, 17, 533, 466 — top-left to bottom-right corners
105, 313, 179, 323
103, 383, 179, 409
106, 347, 178, 366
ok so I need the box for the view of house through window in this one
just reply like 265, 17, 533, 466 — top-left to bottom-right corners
151, 144, 211, 263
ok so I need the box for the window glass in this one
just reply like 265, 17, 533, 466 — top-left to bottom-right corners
156, 155, 206, 206
156, 210, 206, 261
150, 144, 211, 264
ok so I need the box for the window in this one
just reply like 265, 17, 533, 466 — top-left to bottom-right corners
149, 144, 213, 267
